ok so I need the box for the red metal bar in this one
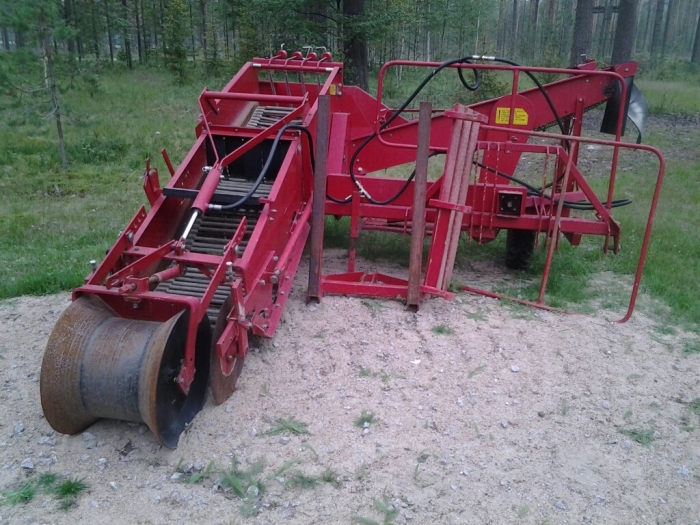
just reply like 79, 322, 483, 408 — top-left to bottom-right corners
200, 90, 306, 104
538, 142, 576, 303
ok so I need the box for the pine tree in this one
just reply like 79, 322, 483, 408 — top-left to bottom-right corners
164, 0, 189, 82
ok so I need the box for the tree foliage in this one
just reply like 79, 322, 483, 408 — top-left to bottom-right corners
1, 0, 700, 83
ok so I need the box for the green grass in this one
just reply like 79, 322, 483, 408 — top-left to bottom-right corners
0, 67, 212, 298
636, 79, 700, 115
467, 365, 487, 379
218, 457, 266, 498
354, 410, 377, 427
55, 478, 89, 510
689, 398, 700, 416
353, 496, 400, 525
619, 427, 656, 447
1, 483, 37, 505
1, 474, 88, 510
430, 323, 454, 335
262, 416, 310, 436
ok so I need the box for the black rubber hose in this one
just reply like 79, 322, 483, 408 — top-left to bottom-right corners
458, 61, 480, 91
214, 124, 314, 211
336, 56, 478, 205
475, 161, 632, 210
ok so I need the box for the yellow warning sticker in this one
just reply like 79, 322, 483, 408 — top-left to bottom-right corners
329, 84, 337, 96
495, 107, 529, 126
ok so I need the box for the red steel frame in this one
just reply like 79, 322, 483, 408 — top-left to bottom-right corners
69, 51, 665, 399
73, 52, 345, 395
314, 58, 664, 323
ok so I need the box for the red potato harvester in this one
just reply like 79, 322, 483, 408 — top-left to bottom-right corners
40, 49, 664, 448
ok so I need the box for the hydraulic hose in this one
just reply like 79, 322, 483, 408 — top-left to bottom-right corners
210, 124, 315, 212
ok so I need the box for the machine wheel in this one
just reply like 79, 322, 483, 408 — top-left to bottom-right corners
505, 229, 537, 270
40, 295, 210, 449
209, 296, 245, 405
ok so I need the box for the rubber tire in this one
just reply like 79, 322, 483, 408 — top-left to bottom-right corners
505, 229, 537, 270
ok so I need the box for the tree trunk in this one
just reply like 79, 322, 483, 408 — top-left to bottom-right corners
41, 10, 68, 171
650, 0, 666, 61
692, 3, 700, 63
63, 0, 76, 53
343, 0, 368, 91
530, 0, 540, 62
549, 0, 557, 24
200, 0, 208, 65
661, 0, 677, 58
1, 28, 10, 50
570, 0, 594, 66
122, 0, 133, 68
189, 1, 196, 61
105, 2, 114, 62
90, 0, 100, 59
152, 0, 158, 48
597, 0, 614, 59
611, 0, 639, 64
510, 0, 518, 58
641, 0, 652, 52
497, 0, 506, 55
134, 0, 143, 63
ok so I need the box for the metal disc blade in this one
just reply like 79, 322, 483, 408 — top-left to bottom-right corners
140, 310, 211, 449
210, 296, 245, 405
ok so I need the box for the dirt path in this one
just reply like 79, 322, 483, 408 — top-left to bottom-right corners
1, 252, 699, 525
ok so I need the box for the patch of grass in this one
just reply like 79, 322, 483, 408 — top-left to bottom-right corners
468, 365, 487, 379
518, 505, 530, 518
683, 341, 700, 355
2, 483, 37, 505
636, 78, 700, 115
2, 474, 89, 510
321, 468, 341, 487
379, 369, 405, 383
285, 470, 318, 489
301, 442, 319, 460
465, 309, 487, 321
689, 398, 700, 416
54, 478, 89, 511
359, 367, 374, 377
430, 323, 454, 335
262, 416, 310, 436
0, 69, 205, 299
353, 495, 400, 525
187, 461, 215, 485
36, 473, 59, 489
623, 410, 633, 421
654, 325, 676, 335
360, 299, 385, 315
218, 458, 266, 498
353, 517, 381, 525
274, 458, 302, 477
560, 398, 570, 416
355, 461, 368, 480
619, 428, 656, 447
355, 410, 377, 427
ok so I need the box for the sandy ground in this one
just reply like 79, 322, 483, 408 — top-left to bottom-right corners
0, 250, 699, 525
